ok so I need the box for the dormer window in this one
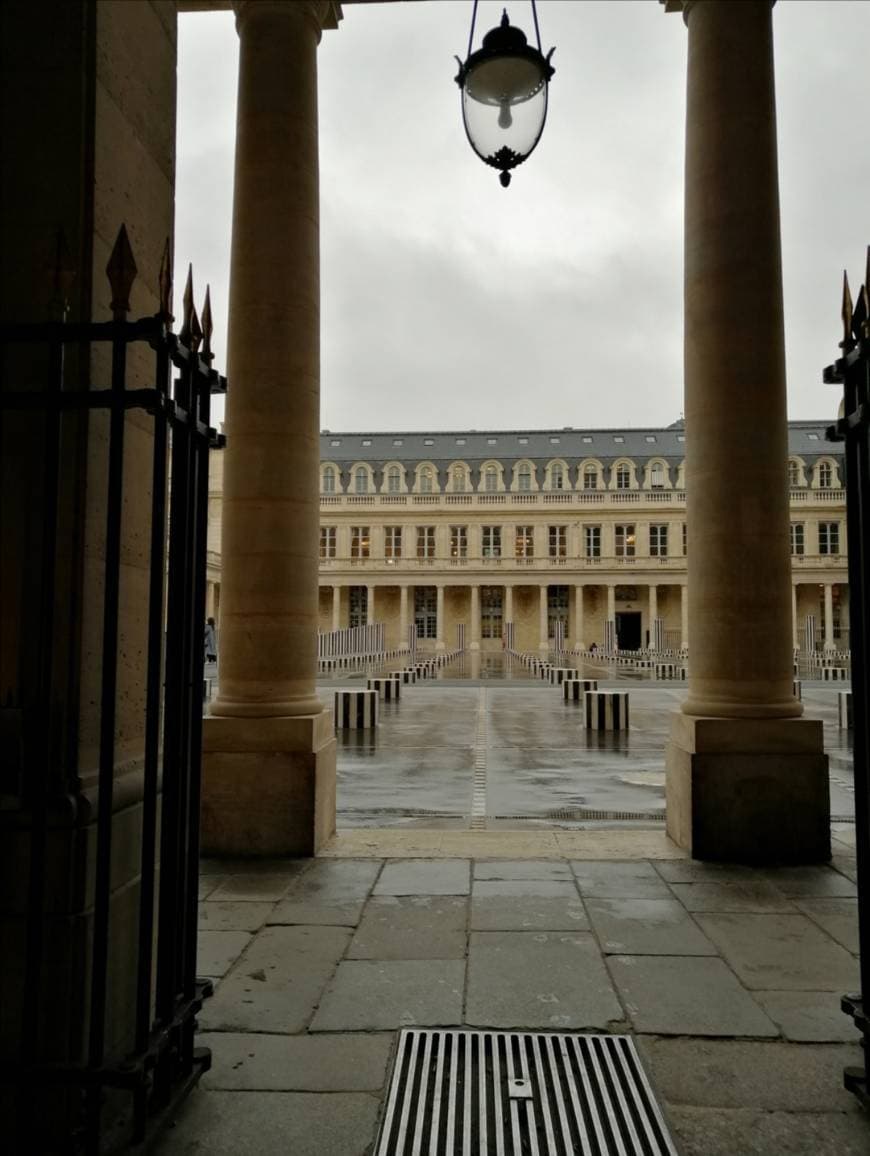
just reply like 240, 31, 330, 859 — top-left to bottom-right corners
517, 463, 532, 491
616, 464, 631, 490
551, 463, 564, 490
354, 467, 369, 494
388, 466, 402, 493
322, 466, 336, 493
419, 467, 434, 493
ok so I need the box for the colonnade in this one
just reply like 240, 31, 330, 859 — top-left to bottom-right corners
201, 0, 830, 863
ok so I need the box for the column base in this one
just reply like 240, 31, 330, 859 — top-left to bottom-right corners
202, 711, 336, 857
665, 712, 830, 864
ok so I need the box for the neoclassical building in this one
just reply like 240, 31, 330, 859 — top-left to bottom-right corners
206, 418, 849, 656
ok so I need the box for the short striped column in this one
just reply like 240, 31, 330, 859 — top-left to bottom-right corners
793, 680, 802, 701
563, 678, 598, 701
334, 689, 379, 729
839, 691, 853, 729
655, 663, 681, 679
395, 669, 417, 684
584, 691, 630, 731
367, 677, 401, 701
548, 667, 579, 686
822, 667, 849, 682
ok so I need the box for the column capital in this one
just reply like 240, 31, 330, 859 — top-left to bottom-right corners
234, 0, 341, 37
661, 0, 775, 24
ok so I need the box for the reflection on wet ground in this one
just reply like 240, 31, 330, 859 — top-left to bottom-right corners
317, 653, 854, 831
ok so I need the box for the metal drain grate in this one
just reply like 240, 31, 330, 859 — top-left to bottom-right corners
376, 1029, 678, 1155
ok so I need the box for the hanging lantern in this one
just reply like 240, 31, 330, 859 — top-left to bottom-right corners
455, 3, 555, 188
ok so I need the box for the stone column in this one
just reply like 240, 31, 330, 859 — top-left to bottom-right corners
648, 584, 658, 647
332, 584, 341, 632
366, 584, 375, 627
680, 583, 689, 651
504, 584, 513, 627
606, 583, 615, 622
791, 582, 798, 650
664, 0, 827, 863
574, 584, 585, 649
399, 584, 409, 647
202, 0, 339, 856
823, 583, 835, 650
435, 584, 445, 651
538, 585, 548, 650
470, 584, 481, 651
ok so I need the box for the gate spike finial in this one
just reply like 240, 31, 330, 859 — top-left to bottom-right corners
189, 303, 203, 354
48, 228, 76, 319
106, 224, 137, 319
158, 237, 174, 323
841, 270, 853, 345
852, 282, 868, 342
180, 263, 194, 345
201, 285, 213, 358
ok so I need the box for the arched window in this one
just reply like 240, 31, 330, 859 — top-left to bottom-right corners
452, 466, 466, 492
583, 465, 598, 491
818, 461, 832, 488
616, 464, 631, 490
420, 467, 433, 493
518, 463, 531, 491
388, 465, 402, 493
485, 465, 498, 492
788, 460, 800, 487
551, 463, 564, 490
354, 467, 368, 494
322, 466, 336, 494
650, 462, 665, 489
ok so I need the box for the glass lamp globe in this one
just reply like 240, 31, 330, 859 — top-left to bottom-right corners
455, 9, 555, 187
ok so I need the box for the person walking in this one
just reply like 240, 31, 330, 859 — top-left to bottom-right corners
204, 617, 217, 663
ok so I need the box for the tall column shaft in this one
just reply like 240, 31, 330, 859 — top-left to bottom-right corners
791, 583, 798, 649
366, 584, 375, 627
680, 583, 689, 650
538, 585, 548, 649
574, 585, 584, 649
681, 0, 798, 719
212, 0, 331, 719
470, 584, 480, 651
606, 584, 615, 622
823, 583, 834, 650
436, 584, 445, 650
504, 585, 513, 624
649, 584, 658, 643
332, 584, 340, 632
399, 585, 409, 644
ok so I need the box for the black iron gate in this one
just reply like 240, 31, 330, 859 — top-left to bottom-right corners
825, 253, 870, 1108
0, 225, 224, 1151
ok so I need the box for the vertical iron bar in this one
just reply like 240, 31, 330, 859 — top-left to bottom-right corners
86, 319, 128, 1149
131, 330, 171, 1138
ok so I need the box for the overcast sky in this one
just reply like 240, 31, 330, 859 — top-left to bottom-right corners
176, 0, 870, 432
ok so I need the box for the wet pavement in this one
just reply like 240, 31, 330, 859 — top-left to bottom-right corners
318, 654, 854, 830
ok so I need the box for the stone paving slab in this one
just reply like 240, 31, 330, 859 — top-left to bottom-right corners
636, 1037, 863, 1112
668, 881, 797, 913
585, 898, 717, 955
198, 1032, 393, 1091
654, 860, 758, 884
608, 956, 778, 1036
198, 902, 275, 932
470, 880, 588, 932
199, 875, 224, 900
197, 931, 253, 979
208, 874, 300, 903
268, 859, 382, 926
465, 931, 622, 1030
373, 858, 470, 895
571, 860, 673, 898
310, 959, 465, 1031
754, 990, 862, 1042
756, 865, 858, 897
473, 859, 573, 881
695, 913, 860, 991
795, 898, 860, 953
152, 1089, 381, 1156
664, 1105, 870, 1156
199, 926, 351, 1034
348, 895, 468, 958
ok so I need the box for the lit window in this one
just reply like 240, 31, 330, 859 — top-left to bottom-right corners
385, 526, 402, 559
549, 525, 567, 557
515, 525, 534, 558
450, 525, 467, 557
819, 522, 840, 555
584, 525, 601, 558
790, 523, 804, 556
650, 525, 668, 557
615, 524, 636, 557
322, 466, 336, 494
482, 525, 501, 558
354, 467, 368, 494
350, 526, 370, 558
417, 525, 435, 558
319, 526, 336, 558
